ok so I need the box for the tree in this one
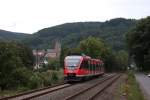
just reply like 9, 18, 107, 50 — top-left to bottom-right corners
115, 50, 128, 71
0, 42, 34, 90
79, 36, 106, 59
126, 16, 150, 71
78, 36, 117, 72
17, 44, 34, 69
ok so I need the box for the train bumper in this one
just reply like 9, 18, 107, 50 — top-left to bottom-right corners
64, 73, 82, 81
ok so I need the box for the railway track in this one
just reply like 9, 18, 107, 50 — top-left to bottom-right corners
0, 74, 118, 100
64, 74, 121, 100
0, 82, 73, 100
88, 74, 121, 100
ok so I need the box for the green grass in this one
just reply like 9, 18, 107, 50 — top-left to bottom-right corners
0, 87, 29, 97
127, 71, 145, 100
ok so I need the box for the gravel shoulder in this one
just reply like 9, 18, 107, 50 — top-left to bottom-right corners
93, 74, 127, 100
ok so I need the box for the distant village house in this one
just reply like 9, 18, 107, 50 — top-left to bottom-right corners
33, 41, 61, 69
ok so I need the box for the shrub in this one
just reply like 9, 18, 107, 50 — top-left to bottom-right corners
51, 72, 58, 82
28, 72, 43, 89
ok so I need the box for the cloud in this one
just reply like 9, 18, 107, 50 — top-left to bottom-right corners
0, 0, 149, 33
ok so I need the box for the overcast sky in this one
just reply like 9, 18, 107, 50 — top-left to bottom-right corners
0, 0, 150, 34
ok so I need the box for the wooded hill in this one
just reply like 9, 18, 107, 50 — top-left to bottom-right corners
23, 18, 137, 51
0, 29, 30, 41
0, 18, 137, 51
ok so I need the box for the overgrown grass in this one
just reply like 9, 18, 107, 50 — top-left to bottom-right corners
0, 69, 64, 97
126, 71, 145, 100
0, 87, 29, 97
121, 71, 145, 100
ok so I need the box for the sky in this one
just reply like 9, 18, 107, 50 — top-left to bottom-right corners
0, 0, 150, 34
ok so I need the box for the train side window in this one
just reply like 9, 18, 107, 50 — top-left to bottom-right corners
102, 63, 104, 70
100, 63, 101, 70
90, 61, 93, 71
80, 60, 88, 69
95, 63, 97, 71
93, 61, 95, 71
97, 63, 99, 71
88, 61, 90, 71
95, 63, 96, 71
98, 63, 100, 71
93, 63, 95, 71
84, 60, 88, 69
80, 60, 84, 69
99, 63, 101, 71
95, 62, 97, 71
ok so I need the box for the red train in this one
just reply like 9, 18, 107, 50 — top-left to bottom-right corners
64, 54, 104, 81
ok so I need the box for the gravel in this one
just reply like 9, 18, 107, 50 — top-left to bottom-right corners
31, 74, 113, 100
93, 74, 127, 100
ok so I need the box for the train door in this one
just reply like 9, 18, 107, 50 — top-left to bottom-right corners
88, 60, 91, 75
80, 59, 89, 75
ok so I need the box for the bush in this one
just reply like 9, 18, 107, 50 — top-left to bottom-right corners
40, 72, 52, 86
48, 59, 60, 70
51, 72, 59, 83
28, 72, 43, 89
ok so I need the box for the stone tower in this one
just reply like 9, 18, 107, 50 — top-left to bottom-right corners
54, 40, 61, 58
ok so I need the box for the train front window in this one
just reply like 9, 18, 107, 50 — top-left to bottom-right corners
65, 59, 80, 67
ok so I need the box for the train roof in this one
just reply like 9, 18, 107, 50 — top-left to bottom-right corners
65, 55, 91, 59
65, 55, 82, 59
65, 54, 103, 62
